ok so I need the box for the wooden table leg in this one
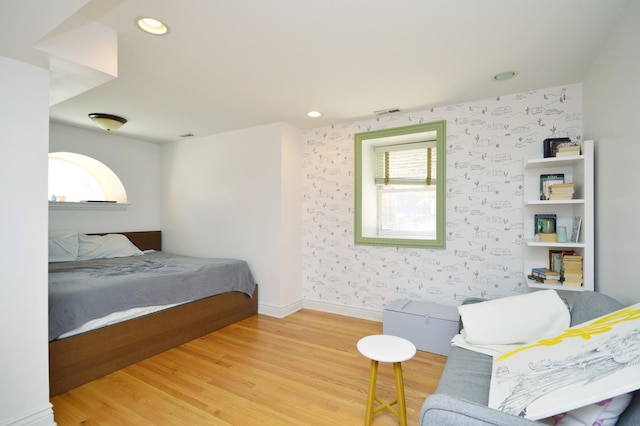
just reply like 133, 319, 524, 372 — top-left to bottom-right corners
393, 361, 407, 426
365, 359, 378, 425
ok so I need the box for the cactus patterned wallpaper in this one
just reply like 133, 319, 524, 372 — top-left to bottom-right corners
301, 83, 583, 314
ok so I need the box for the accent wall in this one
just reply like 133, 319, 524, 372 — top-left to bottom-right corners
302, 84, 583, 319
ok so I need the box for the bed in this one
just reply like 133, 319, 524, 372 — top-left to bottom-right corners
48, 230, 258, 396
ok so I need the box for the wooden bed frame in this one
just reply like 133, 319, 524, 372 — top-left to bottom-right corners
49, 231, 258, 396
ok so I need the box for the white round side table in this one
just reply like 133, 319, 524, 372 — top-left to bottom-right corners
357, 334, 417, 426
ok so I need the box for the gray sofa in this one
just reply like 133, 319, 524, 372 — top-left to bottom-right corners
420, 291, 640, 425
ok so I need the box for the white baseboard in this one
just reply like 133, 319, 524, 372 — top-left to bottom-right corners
301, 300, 383, 322
2, 404, 55, 426
257, 299, 383, 323
258, 299, 303, 318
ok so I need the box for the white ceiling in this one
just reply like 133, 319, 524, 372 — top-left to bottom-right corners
5, 0, 631, 144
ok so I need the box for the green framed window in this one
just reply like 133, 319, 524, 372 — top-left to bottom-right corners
354, 121, 446, 248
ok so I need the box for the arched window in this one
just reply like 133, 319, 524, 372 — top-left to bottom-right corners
48, 152, 127, 203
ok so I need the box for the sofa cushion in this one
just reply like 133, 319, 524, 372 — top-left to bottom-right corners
436, 346, 493, 405
570, 291, 624, 326
421, 394, 540, 425
617, 391, 640, 426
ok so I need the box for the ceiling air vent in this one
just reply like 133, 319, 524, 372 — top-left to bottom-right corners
374, 108, 400, 115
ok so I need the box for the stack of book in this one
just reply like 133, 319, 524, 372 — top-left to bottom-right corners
548, 183, 575, 200
555, 145, 581, 157
540, 174, 565, 200
562, 253, 583, 287
528, 267, 561, 284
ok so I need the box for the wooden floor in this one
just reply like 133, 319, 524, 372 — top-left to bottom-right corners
51, 309, 446, 425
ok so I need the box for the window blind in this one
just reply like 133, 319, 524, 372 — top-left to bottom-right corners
374, 141, 437, 185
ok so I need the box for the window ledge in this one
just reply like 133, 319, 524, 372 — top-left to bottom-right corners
48, 201, 130, 211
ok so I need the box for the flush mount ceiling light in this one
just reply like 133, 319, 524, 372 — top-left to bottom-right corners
494, 71, 516, 81
307, 111, 322, 118
88, 113, 127, 131
137, 17, 168, 35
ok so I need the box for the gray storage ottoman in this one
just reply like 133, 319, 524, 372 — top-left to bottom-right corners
383, 299, 459, 356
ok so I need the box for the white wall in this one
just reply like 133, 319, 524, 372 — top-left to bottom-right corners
302, 84, 584, 319
49, 123, 162, 233
0, 57, 54, 425
583, 0, 640, 305
160, 122, 302, 315
280, 124, 303, 309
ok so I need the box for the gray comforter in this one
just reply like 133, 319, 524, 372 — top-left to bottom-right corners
48, 251, 256, 341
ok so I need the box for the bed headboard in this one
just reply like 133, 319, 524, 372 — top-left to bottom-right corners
123, 231, 161, 251
91, 231, 162, 251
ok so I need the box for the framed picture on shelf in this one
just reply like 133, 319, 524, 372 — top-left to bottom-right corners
571, 216, 582, 243
548, 249, 564, 273
543, 137, 571, 158
540, 173, 565, 200
535, 214, 557, 235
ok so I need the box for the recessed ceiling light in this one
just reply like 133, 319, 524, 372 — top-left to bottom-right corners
494, 71, 516, 81
137, 17, 169, 35
307, 111, 322, 118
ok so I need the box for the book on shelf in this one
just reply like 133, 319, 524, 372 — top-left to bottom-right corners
531, 268, 554, 276
555, 151, 580, 157
527, 275, 560, 284
530, 267, 560, 280
543, 137, 572, 158
558, 144, 581, 152
561, 252, 583, 284
561, 251, 581, 258
563, 253, 583, 259
563, 262, 583, 270
549, 183, 574, 191
548, 194, 574, 200
563, 256, 583, 265
554, 145, 581, 157
538, 233, 557, 242
563, 264, 583, 270
548, 183, 575, 200
563, 274, 584, 281
540, 174, 565, 200
535, 274, 560, 280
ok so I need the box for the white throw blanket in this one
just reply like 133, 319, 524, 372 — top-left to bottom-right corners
450, 334, 527, 357
453, 290, 570, 355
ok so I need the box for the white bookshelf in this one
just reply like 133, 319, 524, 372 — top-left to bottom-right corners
523, 140, 594, 292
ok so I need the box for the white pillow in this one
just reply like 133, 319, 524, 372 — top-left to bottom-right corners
48, 231, 79, 262
459, 290, 570, 345
546, 392, 633, 426
77, 234, 144, 261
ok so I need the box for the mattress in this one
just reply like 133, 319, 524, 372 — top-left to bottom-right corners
57, 302, 181, 339
49, 251, 256, 341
